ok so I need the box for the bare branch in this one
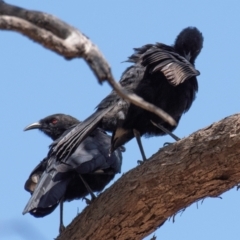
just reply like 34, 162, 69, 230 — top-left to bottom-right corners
0, 16, 83, 56
56, 113, 240, 239
0, 1, 176, 126
0, 0, 111, 82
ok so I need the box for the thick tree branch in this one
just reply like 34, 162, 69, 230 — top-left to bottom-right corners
57, 113, 240, 240
0, 1, 176, 126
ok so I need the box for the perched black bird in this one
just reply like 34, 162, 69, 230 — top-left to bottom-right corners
23, 114, 123, 232
50, 27, 203, 162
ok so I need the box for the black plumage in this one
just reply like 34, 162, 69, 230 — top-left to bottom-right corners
50, 27, 203, 161
23, 114, 123, 231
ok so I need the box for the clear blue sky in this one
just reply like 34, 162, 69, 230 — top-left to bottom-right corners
1, 1, 240, 239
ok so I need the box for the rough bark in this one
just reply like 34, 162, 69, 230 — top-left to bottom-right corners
56, 113, 240, 240
0, 0, 176, 126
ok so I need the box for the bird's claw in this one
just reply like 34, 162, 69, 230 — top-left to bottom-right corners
137, 159, 147, 165
83, 196, 96, 205
158, 142, 174, 151
59, 224, 65, 233
163, 142, 173, 146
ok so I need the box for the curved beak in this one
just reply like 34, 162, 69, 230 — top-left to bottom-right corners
24, 122, 42, 131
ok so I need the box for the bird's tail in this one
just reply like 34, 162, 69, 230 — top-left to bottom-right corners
22, 158, 71, 217
49, 108, 113, 162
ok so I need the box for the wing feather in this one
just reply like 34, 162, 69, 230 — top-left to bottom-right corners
141, 46, 200, 86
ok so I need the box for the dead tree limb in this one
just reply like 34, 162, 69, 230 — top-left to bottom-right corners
0, 0, 111, 83
0, 0, 176, 126
56, 113, 240, 240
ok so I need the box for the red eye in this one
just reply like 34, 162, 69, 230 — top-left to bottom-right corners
51, 119, 58, 124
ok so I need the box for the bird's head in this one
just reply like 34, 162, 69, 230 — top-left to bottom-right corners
174, 27, 203, 64
24, 114, 80, 140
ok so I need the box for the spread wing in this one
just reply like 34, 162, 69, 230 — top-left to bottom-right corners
141, 44, 200, 86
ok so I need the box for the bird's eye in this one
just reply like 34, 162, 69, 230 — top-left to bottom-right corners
51, 119, 58, 124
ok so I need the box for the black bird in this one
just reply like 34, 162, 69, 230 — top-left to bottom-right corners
50, 27, 203, 162
23, 114, 123, 232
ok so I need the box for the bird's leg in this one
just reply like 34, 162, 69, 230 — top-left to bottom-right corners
133, 129, 147, 164
150, 120, 181, 144
59, 199, 65, 233
79, 174, 96, 204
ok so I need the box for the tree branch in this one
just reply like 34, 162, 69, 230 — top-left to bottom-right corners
0, 1, 176, 126
0, 0, 110, 83
56, 113, 240, 240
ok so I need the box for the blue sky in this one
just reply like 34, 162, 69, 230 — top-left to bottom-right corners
1, 1, 240, 239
